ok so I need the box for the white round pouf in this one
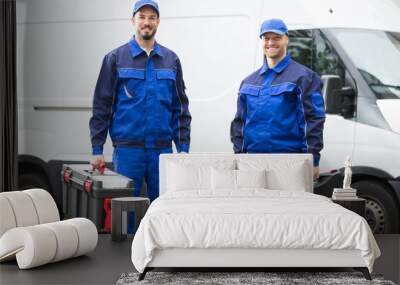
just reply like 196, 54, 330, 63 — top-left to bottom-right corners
24, 189, 60, 223
0, 225, 57, 269
0, 196, 17, 237
0, 189, 98, 269
67, 218, 98, 257
42, 221, 79, 262
0, 191, 39, 227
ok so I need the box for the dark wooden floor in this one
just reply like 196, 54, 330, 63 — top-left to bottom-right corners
374, 234, 400, 284
0, 235, 398, 285
0, 235, 134, 285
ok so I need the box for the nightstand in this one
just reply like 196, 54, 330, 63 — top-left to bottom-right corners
331, 197, 366, 218
111, 197, 150, 242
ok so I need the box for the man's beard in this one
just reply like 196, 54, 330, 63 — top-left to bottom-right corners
266, 48, 285, 60
140, 29, 156, 41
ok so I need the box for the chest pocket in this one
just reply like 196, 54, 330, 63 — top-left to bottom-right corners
266, 82, 298, 112
268, 82, 297, 96
156, 69, 176, 105
240, 84, 261, 119
118, 68, 145, 101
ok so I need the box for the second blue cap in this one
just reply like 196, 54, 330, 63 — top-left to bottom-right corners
133, 0, 159, 16
259, 19, 288, 38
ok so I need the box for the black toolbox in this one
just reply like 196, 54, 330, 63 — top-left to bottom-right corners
61, 164, 134, 231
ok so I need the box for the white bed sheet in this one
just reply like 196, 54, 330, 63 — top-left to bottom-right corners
131, 190, 380, 273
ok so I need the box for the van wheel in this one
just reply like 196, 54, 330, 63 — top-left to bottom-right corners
18, 173, 49, 190
352, 180, 400, 234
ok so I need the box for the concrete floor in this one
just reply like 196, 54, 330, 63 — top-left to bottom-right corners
0, 235, 398, 285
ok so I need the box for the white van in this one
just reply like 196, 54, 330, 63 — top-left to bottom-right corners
16, 0, 400, 233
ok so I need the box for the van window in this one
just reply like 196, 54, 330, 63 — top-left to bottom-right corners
288, 30, 345, 83
330, 29, 400, 100
287, 30, 313, 68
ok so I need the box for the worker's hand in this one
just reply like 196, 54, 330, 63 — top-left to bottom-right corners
313, 166, 320, 181
91, 155, 105, 174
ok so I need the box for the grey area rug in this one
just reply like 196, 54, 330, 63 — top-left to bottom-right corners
116, 271, 396, 285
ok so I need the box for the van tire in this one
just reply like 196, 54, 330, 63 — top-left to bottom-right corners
353, 180, 400, 234
18, 173, 49, 190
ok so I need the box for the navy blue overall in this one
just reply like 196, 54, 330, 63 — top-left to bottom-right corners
231, 55, 325, 166
90, 37, 191, 231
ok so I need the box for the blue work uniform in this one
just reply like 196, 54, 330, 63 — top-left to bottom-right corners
89, 37, 191, 201
231, 55, 325, 166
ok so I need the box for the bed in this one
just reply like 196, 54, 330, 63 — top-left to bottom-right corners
131, 153, 380, 280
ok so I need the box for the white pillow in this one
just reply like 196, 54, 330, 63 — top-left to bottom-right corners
237, 159, 309, 191
266, 160, 308, 191
211, 168, 267, 190
236, 169, 267, 189
167, 162, 210, 191
166, 159, 235, 192
211, 168, 236, 190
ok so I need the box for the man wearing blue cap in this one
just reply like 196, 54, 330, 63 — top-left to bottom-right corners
231, 19, 325, 180
89, 0, 191, 204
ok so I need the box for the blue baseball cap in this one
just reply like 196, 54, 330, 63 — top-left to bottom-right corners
133, 0, 159, 16
259, 19, 288, 38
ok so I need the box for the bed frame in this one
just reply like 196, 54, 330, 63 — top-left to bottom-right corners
140, 248, 370, 280
139, 153, 371, 280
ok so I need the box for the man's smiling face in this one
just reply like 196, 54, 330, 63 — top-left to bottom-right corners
132, 6, 160, 41
262, 32, 288, 60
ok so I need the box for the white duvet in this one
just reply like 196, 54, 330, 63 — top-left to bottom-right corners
131, 190, 380, 273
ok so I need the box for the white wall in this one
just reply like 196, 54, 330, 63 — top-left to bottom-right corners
16, 0, 264, 161
17, 0, 400, 176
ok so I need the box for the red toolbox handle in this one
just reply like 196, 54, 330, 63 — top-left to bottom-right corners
103, 198, 112, 232
84, 178, 92, 193
63, 169, 72, 183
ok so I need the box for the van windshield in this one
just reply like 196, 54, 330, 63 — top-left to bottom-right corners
330, 29, 400, 99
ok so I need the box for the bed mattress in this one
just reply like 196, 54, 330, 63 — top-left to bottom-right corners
131, 190, 380, 273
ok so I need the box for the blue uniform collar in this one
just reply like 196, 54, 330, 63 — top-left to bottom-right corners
129, 37, 164, 58
259, 54, 291, 75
